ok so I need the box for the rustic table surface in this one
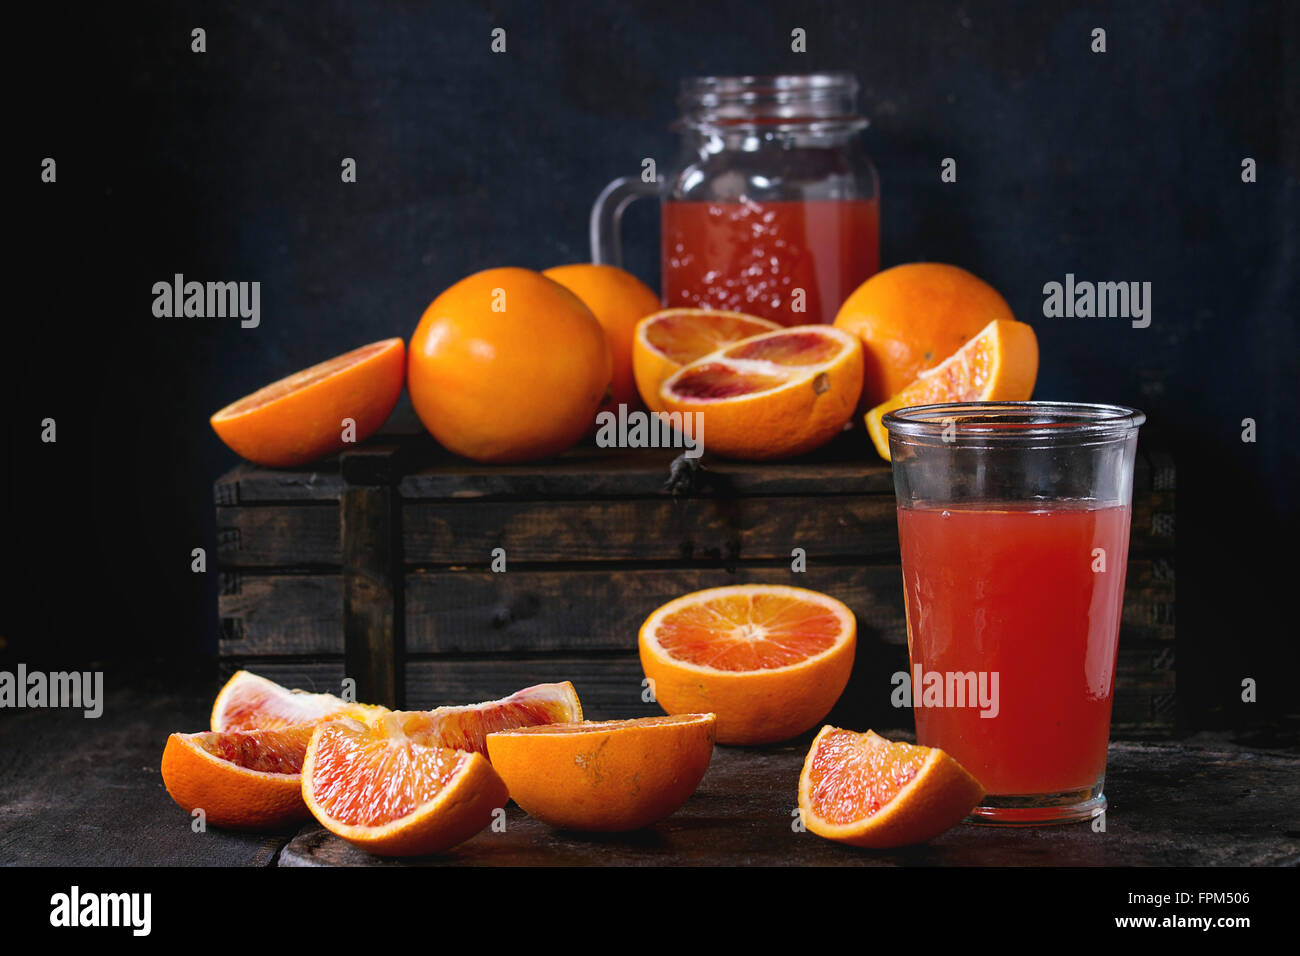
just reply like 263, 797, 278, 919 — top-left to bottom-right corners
2, 675, 1296, 867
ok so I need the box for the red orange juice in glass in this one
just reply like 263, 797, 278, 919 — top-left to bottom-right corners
883, 402, 1145, 825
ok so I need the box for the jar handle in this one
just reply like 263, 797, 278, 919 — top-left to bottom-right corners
590, 176, 660, 267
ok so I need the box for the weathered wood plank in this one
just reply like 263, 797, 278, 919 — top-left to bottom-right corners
400, 436, 896, 500
216, 504, 341, 567
402, 495, 898, 564
214, 462, 343, 505
216, 435, 1174, 504
218, 490, 1173, 569
218, 573, 344, 654
280, 740, 1296, 866
404, 560, 1173, 652
216, 560, 1172, 656
405, 565, 905, 653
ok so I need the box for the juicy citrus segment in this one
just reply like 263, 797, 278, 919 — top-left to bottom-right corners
542, 264, 663, 417
302, 715, 508, 857
308, 719, 471, 827
667, 362, 790, 399
802, 727, 928, 825
161, 723, 315, 829
641, 309, 782, 366
210, 670, 385, 733
651, 589, 846, 671
658, 325, 864, 460
386, 681, 583, 754
633, 309, 780, 412
486, 713, 716, 831
723, 329, 843, 365
639, 585, 857, 744
798, 726, 985, 848
210, 338, 405, 468
865, 318, 1039, 461
189, 723, 314, 773
834, 262, 1017, 407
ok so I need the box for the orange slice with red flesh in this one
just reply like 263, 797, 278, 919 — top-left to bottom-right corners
865, 318, 1039, 461
639, 584, 856, 744
633, 309, 781, 413
161, 723, 315, 829
210, 670, 385, 733
385, 681, 583, 754
798, 726, 985, 848
302, 715, 508, 857
659, 325, 864, 459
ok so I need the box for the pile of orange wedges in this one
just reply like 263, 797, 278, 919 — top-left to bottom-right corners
164, 583, 988, 855
162, 670, 718, 855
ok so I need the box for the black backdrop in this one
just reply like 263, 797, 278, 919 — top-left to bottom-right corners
9, 0, 1297, 733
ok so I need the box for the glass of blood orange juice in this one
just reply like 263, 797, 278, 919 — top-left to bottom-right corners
591, 73, 879, 326
882, 402, 1146, 825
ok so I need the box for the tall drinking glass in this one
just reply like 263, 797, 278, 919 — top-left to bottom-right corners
882, 401, 1146, 825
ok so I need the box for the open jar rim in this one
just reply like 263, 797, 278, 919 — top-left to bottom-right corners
881, 401, 1147, 447
675, 73, 869, 134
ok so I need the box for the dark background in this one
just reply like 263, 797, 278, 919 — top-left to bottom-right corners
8, 0, 1297, 733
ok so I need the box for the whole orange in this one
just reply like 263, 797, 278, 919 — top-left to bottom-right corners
408, 267, 612, 463
833, 263, 1015, 407
543, 264, 662, 416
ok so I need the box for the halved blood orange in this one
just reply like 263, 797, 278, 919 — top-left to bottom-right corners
388, 682, 583, 754
865, 318, 1038, 461
639, 585, 856, 745
798, 726, 985, 848
161, 723, 315, 829
486, 713, 716, 831
302, 715, 508, 857
659, 326, 864, 459
633, 309, 780, 413
210, 670, 385, 733
210, 337, 405, 467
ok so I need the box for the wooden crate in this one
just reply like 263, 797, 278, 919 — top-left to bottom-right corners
214, 433, 1176, 736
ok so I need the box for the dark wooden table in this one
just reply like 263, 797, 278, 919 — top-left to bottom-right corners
2, 674, 1295, 867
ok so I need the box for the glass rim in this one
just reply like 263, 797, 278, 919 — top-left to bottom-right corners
881, 401, 1146, 445
675, 72, 868, 133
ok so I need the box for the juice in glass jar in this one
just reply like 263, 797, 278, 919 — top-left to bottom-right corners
896, 500, 1132, 797
661, 198, 879, 326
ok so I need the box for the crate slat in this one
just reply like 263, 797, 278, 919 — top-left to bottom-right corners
218, 559, 1173, 657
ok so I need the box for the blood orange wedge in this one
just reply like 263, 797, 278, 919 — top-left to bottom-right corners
386, 681, 583, 754
302, 715, 508, 857
161, 723, 315, 829
864, 318, 1038, 461
798, 726, 985, 848
211, 670, 385, 733
659, 326, 864, 459
210, 337, 405, 467
639, 585, 856, 745
486, 714, 716, 831
633, 309, 780, 413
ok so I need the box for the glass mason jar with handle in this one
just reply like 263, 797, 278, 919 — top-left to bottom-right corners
883, 401, 1146, 825
591, 73, 880, 327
